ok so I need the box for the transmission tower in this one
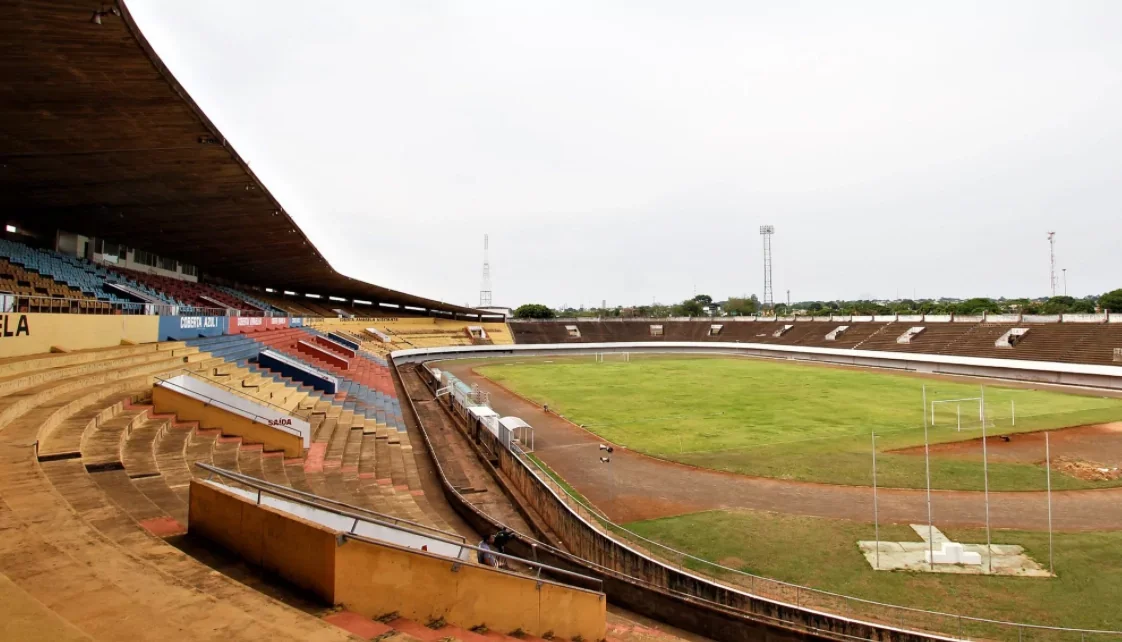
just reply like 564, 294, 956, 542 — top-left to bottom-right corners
1047, 232, 1056, 297
479, 234, 492, 308
760, 225, 775, 309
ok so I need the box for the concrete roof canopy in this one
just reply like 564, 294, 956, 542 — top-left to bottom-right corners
0, 0, 482, 318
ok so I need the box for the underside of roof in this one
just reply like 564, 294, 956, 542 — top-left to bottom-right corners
0, 0, 483, 317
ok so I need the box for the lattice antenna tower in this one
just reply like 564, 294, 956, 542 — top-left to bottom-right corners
1047, 232, 1056, 297
760, 225, 775, 309
479, 234, 492, 307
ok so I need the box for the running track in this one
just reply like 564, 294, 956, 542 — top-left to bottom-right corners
443, 360, 1122, 532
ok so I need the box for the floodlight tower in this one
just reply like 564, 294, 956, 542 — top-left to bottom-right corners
479, 234, 492, 308
1047, 232, 1056, 297
760, 225, 775, 309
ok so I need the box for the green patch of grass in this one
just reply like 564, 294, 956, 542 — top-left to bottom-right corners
626, 509, 1122, 634
477, 357, 1122, 490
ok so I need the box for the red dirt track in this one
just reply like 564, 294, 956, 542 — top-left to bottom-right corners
893, 422, 1122, 466
442, 360, 1122, 532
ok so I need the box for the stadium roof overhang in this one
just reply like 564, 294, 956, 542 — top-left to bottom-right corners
0, 1, 486, 319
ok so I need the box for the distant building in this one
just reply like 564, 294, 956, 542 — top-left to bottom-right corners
478, 306, 513, 319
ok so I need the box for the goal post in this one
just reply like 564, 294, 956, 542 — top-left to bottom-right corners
930, 397, 982, 431
594, 352, 631, 363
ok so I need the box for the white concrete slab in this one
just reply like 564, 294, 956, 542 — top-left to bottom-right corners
858, 524, 1051, 577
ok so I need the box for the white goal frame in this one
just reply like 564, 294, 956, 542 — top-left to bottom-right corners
594, 352, 631, 363
930, 397, 983, 431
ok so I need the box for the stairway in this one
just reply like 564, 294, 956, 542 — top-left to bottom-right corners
0, 344, 353, 641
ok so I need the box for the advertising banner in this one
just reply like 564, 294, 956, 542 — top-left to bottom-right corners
158, 315, 227, 341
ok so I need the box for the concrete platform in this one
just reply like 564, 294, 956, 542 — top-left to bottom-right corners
857, 525, 1052, 577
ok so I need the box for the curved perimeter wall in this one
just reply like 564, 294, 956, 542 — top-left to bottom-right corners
392, 341, 1122, 391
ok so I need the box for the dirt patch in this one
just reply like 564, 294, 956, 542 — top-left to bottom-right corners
1053, 457, 1122, 482
718, 557, 747, 569
892, 422, 1122, 468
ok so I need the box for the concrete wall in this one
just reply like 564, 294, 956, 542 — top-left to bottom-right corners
153, 385, 304, 457
336, 537, 605, 640
0, 313, 159, 358
188, 480, 337, 600
188, 480, 605, 640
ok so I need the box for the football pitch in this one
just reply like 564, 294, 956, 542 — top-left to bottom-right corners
476, 355, 1122, 490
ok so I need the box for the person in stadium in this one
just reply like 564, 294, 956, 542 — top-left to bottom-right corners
477, 533, 501, 567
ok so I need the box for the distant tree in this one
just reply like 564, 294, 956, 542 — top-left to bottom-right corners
803, 301, 826, 313
845, 300, 888, 315
918, 300, 954, 314
1071, 299, 1096, 313
724, 295, 760, 317
513, 304, 555, 319
1040, 296, 1096, 315
954, 298, 1002, 315
891, 299, 918, 313
1098, 289, 1122, 313
673, 298, 704, 317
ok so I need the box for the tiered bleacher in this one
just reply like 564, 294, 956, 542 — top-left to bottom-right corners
107, 265, 278, 314
0, 324, 604, 640
3, 4, 601, 637
509, 317, 1122, 366
0, 237, 294, 316
214, 285, 288, 315
0, 238, 168, 312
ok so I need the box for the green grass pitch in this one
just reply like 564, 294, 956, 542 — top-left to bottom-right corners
627, 508, 1122, 631
476, 355, 1122, 490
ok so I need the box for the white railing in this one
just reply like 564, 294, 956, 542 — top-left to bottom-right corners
195, 463, 603, 591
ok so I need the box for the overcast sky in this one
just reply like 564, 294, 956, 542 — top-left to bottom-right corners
128, 0, 1121, 309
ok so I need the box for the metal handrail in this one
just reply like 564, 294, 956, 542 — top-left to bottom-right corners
154, 372, 303, 439
196, 463, 603, 590
259, 349, 337, 382
197, 462, 461, 540
159, 368, 300, 419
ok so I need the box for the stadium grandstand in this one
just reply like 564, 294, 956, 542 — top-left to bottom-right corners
508, 316, 1122, 367
0, 4, 602, 642
4, 3, 1122, 642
